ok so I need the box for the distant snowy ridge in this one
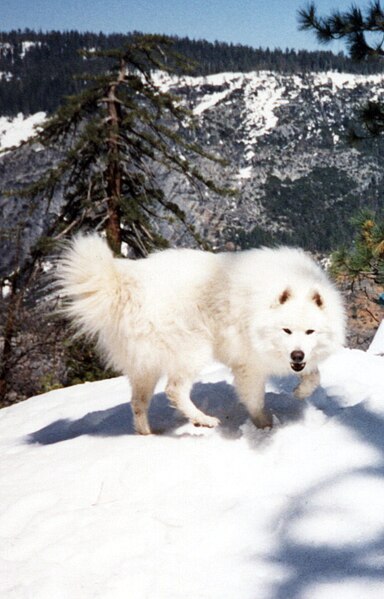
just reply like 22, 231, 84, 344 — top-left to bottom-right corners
2, 70, 384, 154
152, 69, 384, 247
0, 112, 45, 151
1, 67, 384, 260
154, 69, 384, 135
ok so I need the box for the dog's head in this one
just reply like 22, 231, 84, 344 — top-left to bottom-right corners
278, 287, 326, 373
252, 286, 345, 375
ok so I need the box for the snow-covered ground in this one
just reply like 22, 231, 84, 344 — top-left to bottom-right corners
1, 339, 384, 598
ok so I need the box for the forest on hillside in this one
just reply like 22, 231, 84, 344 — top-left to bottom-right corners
0, 29, 383, 116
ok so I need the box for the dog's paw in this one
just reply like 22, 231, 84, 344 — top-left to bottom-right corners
294, 380, 318, 400
135, 425, 152, 435
294, 384, 309, 400
192, 414, 220, 428
252, 410, 273, 429
294, 370, 320, 400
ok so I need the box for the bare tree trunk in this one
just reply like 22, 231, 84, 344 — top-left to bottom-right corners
105, 58, 126, 255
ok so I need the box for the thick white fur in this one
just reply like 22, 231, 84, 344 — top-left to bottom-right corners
57, 235, 345, 434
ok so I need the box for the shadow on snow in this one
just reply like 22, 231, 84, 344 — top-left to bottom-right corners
267, 393, 384, 598
24, 375, 384, 595
25, 377, 306, 445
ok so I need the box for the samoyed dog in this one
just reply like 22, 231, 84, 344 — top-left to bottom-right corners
57, 235, 345, 434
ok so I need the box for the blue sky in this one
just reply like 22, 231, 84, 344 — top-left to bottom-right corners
2, 0, 357, 52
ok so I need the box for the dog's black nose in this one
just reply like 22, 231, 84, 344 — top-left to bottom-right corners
291, 350, 305, 363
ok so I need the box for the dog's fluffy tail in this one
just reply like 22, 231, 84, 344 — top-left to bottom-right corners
56, 234, 125, 341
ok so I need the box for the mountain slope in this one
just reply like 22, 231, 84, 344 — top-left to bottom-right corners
156, 70, 384, 251
1, 70, 384, 277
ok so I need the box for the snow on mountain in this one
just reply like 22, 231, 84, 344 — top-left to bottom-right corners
0, 112, 45, 151
192, 76, 237, 115
0, 71, 12, 82
1, 68, 384, 273
20, 41, 42, 59
152, 69, 384, 250
159, 69, 384, 141
188, 71, 293, 157
1, 344, 384, 598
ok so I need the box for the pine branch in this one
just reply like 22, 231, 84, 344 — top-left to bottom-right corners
298, 1, 384, 56
359, 100, 384, 135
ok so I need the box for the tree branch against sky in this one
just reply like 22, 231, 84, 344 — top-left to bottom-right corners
298, 1, 384, 282
298, 1, 384, 137
298, 1, 384, 59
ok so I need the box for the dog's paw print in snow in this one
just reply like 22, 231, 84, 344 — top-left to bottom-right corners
239, 415, 281, 446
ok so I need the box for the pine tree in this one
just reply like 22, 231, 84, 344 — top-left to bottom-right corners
17, 33, 231, 256
298, 1, 384, 137
331, 210, 384, 282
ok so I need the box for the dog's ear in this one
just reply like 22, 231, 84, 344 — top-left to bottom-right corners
312, 291, 324, 308
278, 288, 291, 305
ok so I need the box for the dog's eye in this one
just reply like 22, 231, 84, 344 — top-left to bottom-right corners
305, 329, 315, 335
283, 328, 292, 335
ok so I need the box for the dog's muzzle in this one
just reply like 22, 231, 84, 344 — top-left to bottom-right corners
290, 350, 305, 372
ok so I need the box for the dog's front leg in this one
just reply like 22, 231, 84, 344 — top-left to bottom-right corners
294, 368, 320, 400
233, 363, 272, 428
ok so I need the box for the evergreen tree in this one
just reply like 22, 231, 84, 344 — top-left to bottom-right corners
298, 1, 384, 137
18, 34, 229, 256
331, 210, 384, 282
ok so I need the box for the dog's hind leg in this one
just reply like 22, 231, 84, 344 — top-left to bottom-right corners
130, 376, 157, 435
166, 378, 220, 428
233, 363, 272, 428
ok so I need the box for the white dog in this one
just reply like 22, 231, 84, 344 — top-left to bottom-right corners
57, 235, 345, 434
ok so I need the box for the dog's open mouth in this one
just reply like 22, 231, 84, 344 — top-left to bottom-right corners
291, 362, 306, 372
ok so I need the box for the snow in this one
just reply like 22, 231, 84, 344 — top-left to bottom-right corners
154, 70, 384, 146
153, 69, 384, 179
191, 73, 243, 116
237, 165, 253, 179
1, 344, 384, 598
20, 41, 42, 59
368, 320, 384, 356
188, 72, 291, 141
0, 71, 12, 82
0, 112, 46, 151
